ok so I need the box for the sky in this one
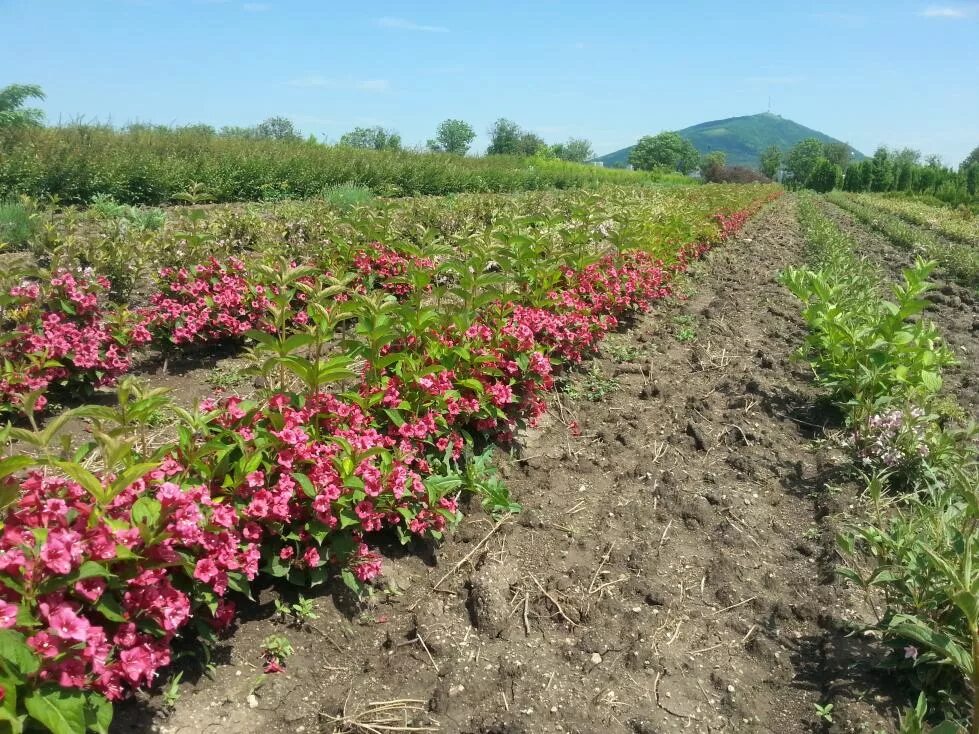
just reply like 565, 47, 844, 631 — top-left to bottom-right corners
2, 0, 977, 165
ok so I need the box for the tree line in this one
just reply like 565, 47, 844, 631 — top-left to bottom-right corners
771, 136, 979, 204
0, 84, 595, 163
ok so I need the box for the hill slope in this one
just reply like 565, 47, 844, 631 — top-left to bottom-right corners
595, 112, 865, 169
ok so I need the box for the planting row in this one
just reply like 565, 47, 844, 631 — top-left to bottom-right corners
826, 191, 979, 289
848, 193, 979, 247
4, 184, 764, 302
0, 125, 671, 206
784, 193, 979, 732
0, 185, 779, 732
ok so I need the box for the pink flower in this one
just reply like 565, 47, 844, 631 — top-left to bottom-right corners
194, 558, 220, 584
74, 578, 107, 602
40, 529, 83, 575
303, 547, 320, 568
263, 657, 285, 673
28, 631, 61, 659
47, 606, 90, 643
0, 601, 18, 628
118, 645, 156, 686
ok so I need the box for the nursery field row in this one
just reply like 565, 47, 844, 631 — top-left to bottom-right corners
848, 192, 979, 246
784, 193, 979, 731
6, 183, 760, 303
826, 191, 979, 288
0, 184, 778, 732
0, 126, 677, 206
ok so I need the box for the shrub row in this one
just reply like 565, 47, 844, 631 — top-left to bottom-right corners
826, 192, 979, 288
0, 188, 779, 731
783, 193, 979, 731
0, 126, 672, 206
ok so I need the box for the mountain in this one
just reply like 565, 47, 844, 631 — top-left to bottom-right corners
594, 112, 865, 170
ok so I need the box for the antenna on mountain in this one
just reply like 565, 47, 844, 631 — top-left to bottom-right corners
767, 96, 771, 112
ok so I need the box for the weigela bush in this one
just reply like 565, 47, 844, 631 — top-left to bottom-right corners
142, 257, 274, 345
350, 244, 434, 299
0, 460, 255, 703
0, 269, 151, 412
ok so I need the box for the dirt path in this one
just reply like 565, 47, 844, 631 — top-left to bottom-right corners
114, 196, 895, 734
820, 200, 979, 419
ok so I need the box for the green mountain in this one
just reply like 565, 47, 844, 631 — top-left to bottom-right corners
595, 112, 865, 169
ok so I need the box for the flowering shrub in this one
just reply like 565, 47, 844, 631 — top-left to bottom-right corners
142, 257, 274, 345
0, 187, 779, 731
0, 269, 151, 413
0, 462, 256, 706
854, 406, 931, 471
350, 244, 434, 299
186, 391, 461, 589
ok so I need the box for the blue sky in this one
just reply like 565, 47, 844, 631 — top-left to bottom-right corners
2, 0, 977, 164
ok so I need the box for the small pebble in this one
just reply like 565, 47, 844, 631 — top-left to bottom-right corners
590, 652, 603, 664
246, 694, 259, 709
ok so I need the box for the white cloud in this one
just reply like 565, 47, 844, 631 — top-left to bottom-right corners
242, 2, 270, 11
919, 5, 978, 17
377, 16, 449, 33
288, 76, 391, 93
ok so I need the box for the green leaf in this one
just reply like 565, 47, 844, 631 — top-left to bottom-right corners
24, 685, 87, 734
47, 461, 106, 503
95, 595, 127, 623
382, 409, 405, 427
110, 462, 160, 499
920, 370, 942, 393
0, 455, 35, 480
340, 568, 361, 594
293, 473, 317, 499
888, 615, 973, 676
338, 506, 360, 529
73, 561, 112, 582
0, 629, 40, 677
131, 496, 162, 528
85, 693, 113, 734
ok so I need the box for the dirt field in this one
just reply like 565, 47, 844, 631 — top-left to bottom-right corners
109, 194, 979, 734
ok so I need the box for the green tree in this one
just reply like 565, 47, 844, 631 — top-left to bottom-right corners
965, 164, 978, 197
516, 132, 547, 156
550, 137, 594, 163
759, 145, 781, 179
255, 116, 301, 141
784, 138, 825, 187
700, 151, 726, 182
869, 146, 895, 191
822, 141, 852, 168
0, 83, 45, 128
962, 145, 979, 170
629, 131, 699, 174
807, 158, 842, 192
843, 161, 870, 192
894, 147, 921, 166
427, 119, 476, 155
339, 126, 402, 151
486, 118, 522, 155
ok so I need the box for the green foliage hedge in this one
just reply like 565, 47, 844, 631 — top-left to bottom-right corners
0, 126, 668, 205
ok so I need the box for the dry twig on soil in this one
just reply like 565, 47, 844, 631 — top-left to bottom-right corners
321, 696, 439, 734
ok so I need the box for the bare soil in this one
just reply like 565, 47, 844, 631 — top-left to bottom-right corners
111, 196, 911, 734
